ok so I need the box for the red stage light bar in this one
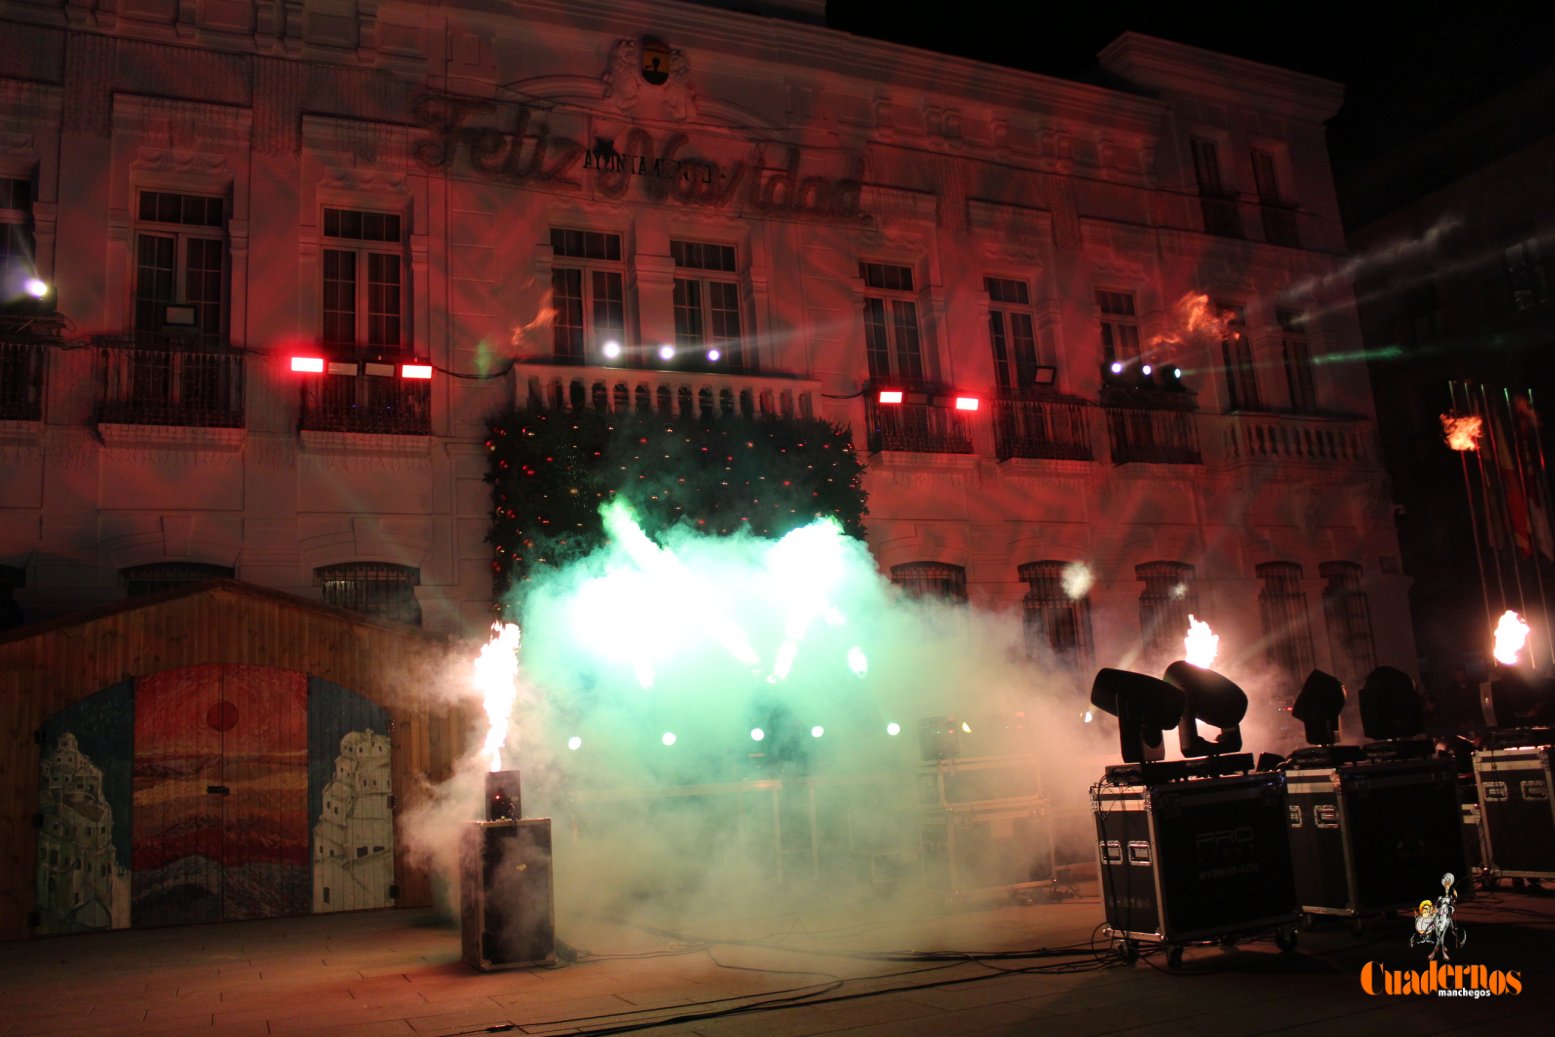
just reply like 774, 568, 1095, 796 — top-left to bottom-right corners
878, 389, 904, 405
401, 363, 433, 380
953, 395, 980, 412
290, 356, 325, 374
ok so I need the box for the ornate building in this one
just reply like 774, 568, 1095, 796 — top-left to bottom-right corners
0, 1, 1411, 709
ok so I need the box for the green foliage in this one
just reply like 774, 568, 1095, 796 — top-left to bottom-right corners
485, 406, 868, 607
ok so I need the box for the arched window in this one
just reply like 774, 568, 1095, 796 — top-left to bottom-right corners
316, 562, 421, 626
1257, 562, 1315, 689
121, 562, 233, 598
890, 562, 967, 603
1320, 561, 1375, 684
1020, 561, 1092, 663
1137, 561, 1197, 659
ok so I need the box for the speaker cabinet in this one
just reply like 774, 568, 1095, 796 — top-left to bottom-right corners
460, 819, 556, 970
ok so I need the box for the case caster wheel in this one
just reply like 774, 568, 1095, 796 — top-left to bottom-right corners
1349, 917, 1366, 937
1276, 927, 1298, 953
1167, 945, 1184, 970
1117, 938, 1138, 964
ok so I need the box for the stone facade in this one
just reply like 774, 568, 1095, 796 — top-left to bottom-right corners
0, 1, 1412, 701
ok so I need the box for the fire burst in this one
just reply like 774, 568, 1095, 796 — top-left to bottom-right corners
1184, 614, 1219, 668
474, 622, 523, 771
1492, 609, 1530, 666
1440, 413, 1483, 452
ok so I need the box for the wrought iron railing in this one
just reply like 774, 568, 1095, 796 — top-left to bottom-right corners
1260, 200, 1301, 248
0, 337, 45, 421
864, 389, 974, 455
991, 395, 1092, 461
300, 363, 430, 435
96, 335, 244, 428
1105, 402, 1201, 464
1198, 188, 1243, 238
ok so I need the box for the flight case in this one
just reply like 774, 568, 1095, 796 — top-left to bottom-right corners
1093, 769, 1297, 960
1285, 755, 1467, 927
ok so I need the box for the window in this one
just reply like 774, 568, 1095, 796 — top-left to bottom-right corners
1404, 281, 1444, 343
1218, 303, 1260, 411
2, 177, 36, 307
316, 563, 421, 626
551, 229, 624, 364
134, 191, 225, 345
987, 277, 1039, 392
1096, 290, 1140, 367
122, 562, 234, 598
1257, 562, 1315, 688
1137, 561, 1198, 659
1321, 561, 1375, 684
322, 208, 405, 350
672, 240, 748, 370
861, 262, 923, 382
1278, 309, 1317, 414
1190, 138, 1240, 237
1503, 238, 1550, 311
1020, 561, 1093, 663
1251, 150, 1299, 247
890, 562, 967, 602
0, 564, 22, 632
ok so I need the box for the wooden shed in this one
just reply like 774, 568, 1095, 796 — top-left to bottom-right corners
0, 580, 477, 941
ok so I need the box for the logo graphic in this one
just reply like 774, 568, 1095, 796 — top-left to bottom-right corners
1359, 869, 1523, 998
1410, 872, 1465, 961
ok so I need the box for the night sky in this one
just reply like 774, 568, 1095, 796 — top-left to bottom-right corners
825, 0, 1554, 189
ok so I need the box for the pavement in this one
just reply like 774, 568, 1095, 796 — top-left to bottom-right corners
2, 879, 1553, 1037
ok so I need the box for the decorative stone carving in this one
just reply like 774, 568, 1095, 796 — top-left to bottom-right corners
603, 38, 696, 122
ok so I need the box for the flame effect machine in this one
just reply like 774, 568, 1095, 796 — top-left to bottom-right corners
460, 770, 556, 970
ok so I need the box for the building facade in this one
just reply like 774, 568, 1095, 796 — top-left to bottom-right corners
0, 0, 1411, 706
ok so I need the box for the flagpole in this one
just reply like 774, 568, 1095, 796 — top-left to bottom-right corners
1469, 383, 1512, 614
1481, 381, 1534, 661
1519, 387, 1555, 665
1450, 381, 1496, 647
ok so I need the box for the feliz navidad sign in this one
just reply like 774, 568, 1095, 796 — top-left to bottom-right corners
410, 94, 865, 221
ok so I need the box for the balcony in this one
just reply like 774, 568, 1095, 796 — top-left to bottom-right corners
1217, 412, 1375, 467
0, 313, 56, 421
1104, 398, 1201, 465
515, 362, 819, 421
300, 360, 430, 436
1259, 199, 1301, 248
96, 334, 244, 428
864, 386, 974, 455
1198, 188, 1244, 239
991, 395, 1092, 462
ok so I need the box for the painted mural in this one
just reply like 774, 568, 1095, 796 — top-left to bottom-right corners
132, 665, 309, 924
36, 667, 397, 928
34, 680, 134, 934
309, 679, 395, 912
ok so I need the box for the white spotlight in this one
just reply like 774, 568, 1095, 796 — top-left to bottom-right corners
661, 731, 677, 746
886, 722, 901, 736
810, 725, 824, 738
750, 727, 765, 742
567, 736, 582, 751
1110, 361, 1125, 375
658, 344, 676, 361
24, 277, 49, 299
707, 348, 721, 363
1141, 364, 1153, 377
602, 340, 622, 360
